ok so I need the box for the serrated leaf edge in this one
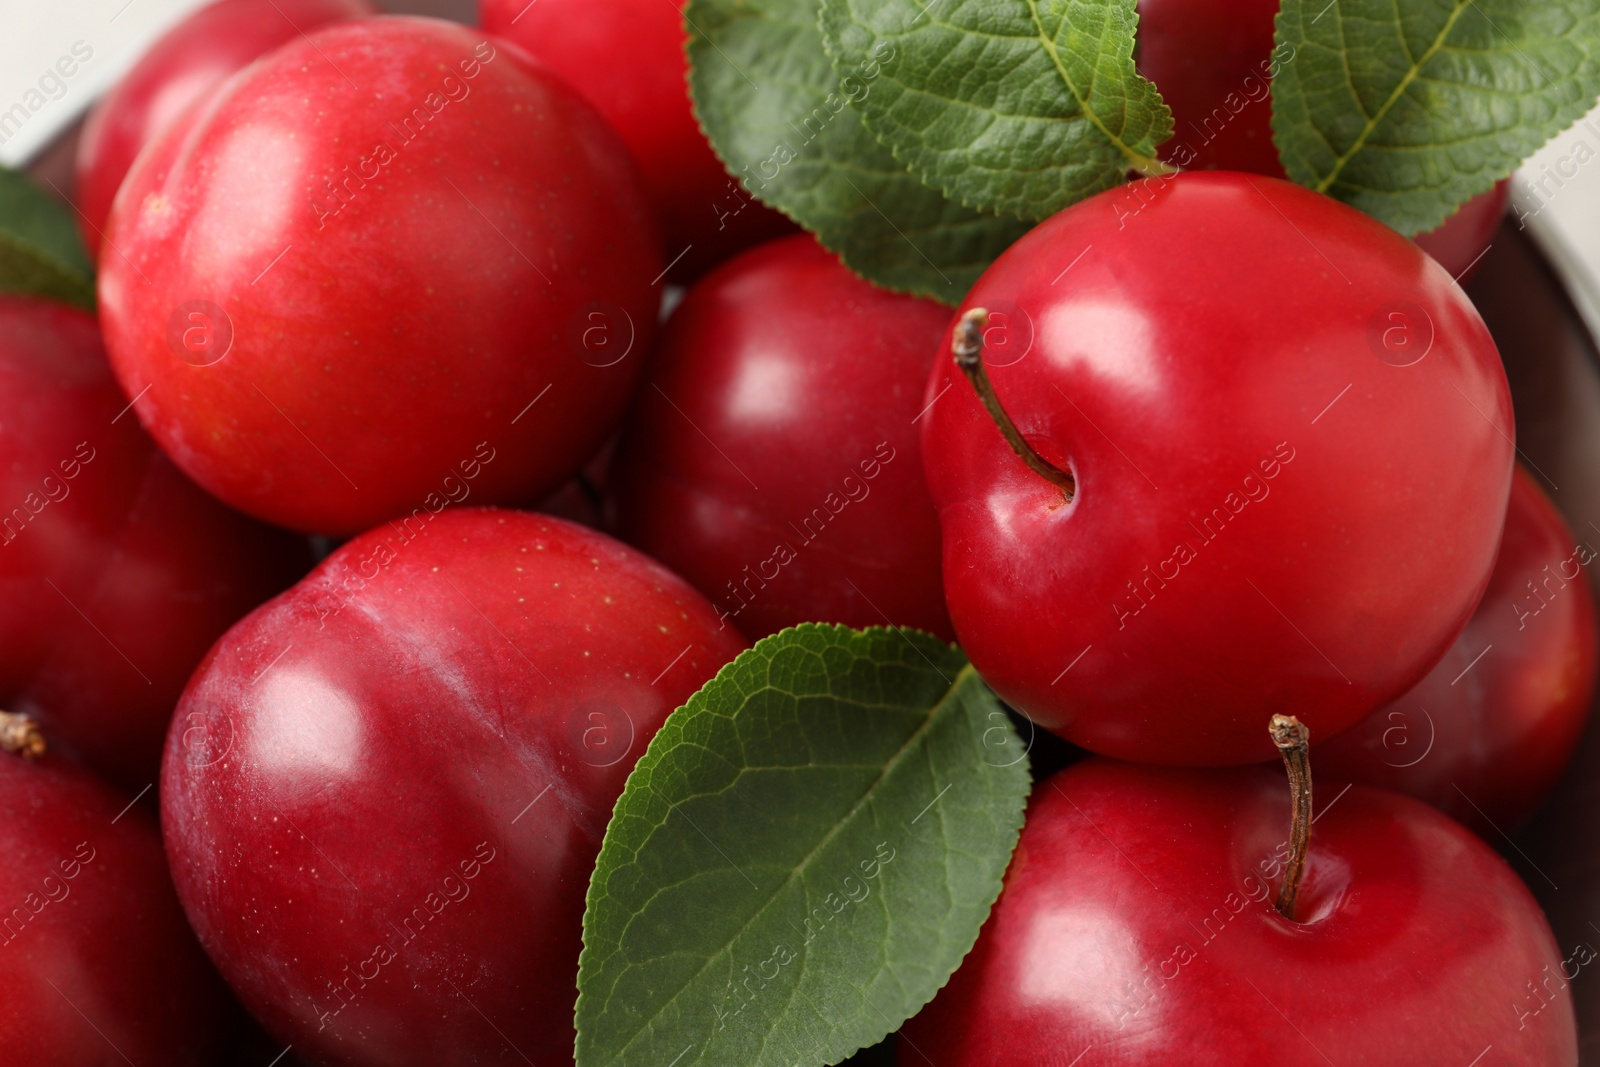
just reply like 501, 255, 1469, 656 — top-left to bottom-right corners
682, 0, 1023, 303
576, 624, 956, 1047
1300, 0, 1479, 201
574, 623, 1027, 1067
1020, 0, 1175, 182
681, 2, 817, 242
818, 0, 1175, 224
1270, 0, 1561, 235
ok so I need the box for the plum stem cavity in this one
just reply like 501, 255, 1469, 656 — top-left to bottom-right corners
952, 307, 1076, 499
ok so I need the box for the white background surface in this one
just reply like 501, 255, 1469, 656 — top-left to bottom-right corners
1521, 116, 1600, 311
0, 0, 210, 166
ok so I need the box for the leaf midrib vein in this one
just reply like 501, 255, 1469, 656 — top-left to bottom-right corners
589, 661, 980, 1065
1022, 0, 1170, 177
1315, 0, 1477, 193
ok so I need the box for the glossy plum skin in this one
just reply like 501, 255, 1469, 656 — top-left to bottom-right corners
161, 508, 748, 1067
0, 750, 233, 1065
0, 297, 307, 792
1320, 466, 1598, 830
922, 172, 1512, 766
1135, 0, 1509, 278
74, 0, 374, 255
610, 235, 953, 640
902, 760, 1577, 1065
480, 0, 794, 282
99, 16, 661, 535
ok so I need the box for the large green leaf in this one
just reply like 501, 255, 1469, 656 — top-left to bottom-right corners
686, 0, 1028, 302
575, 624, 1030, 1067
819, 0, 1173, 220
1273, 0, 1600, 235
0, 167, 93, 309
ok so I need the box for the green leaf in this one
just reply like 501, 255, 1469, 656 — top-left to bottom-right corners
686, 0, 1028, 302
1272, 0, 1600, 236
575, 624, 1030, 1067
818, 0, 1174, 221
0, 167, 93, 309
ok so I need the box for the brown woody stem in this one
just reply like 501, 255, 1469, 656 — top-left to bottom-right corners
0, 712, 45, 760
1270, 714, 1311, 921
952, 308, 1076, 498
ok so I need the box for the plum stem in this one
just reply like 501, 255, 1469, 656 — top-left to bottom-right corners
951, 308, 1076, 498
0, 712, 45, 760
1270, 714, 1312, 921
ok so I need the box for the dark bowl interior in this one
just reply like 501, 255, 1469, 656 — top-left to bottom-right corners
1472, 219, 1600, 1064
